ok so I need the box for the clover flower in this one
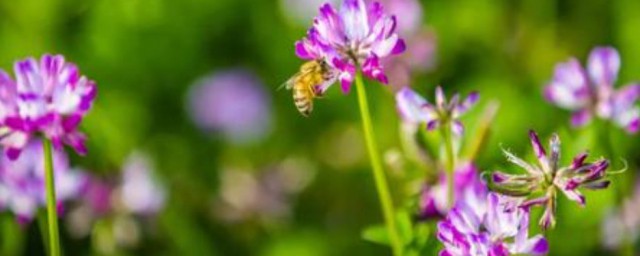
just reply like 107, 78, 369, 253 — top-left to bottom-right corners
489, 130, 611, 229
544, 46, 639, 133
0, 54, 96, 159
295, 0, 406, 92
437, 192, 548, 256
186, 69, 272, 144
419, 163, 487, 219
0, 141, 86, 223
396, 86, 479, 136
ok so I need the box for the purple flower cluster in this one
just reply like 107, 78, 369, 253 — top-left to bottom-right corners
437, 193, 548, 256
0, 54, 96, 159
545, 46, 639, 132
419, 163, 487, 219
296, 0, 406, 92
396, 86, 479, 135
0, 141, 86, 223
489, 130, 610, 229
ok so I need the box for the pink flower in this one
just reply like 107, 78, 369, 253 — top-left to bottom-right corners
545, 46, 639, 133
0, 54, 96, 159
295, 0, 406, 93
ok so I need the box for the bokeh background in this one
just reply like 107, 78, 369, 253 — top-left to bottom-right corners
0, 0, 639, 255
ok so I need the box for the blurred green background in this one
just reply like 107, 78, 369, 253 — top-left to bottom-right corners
0, 0, 639, 255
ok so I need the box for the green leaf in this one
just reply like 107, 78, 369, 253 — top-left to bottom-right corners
361, 224, 389, 246
396, 210, 413, 245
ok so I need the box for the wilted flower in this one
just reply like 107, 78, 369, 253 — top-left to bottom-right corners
186, 69, 272, 144
0, 141, 86, 223
396, 86, 479, 136
544, 46, 639, 133
0, 54, 96, 159
437, 192, 548, 256
295, 0, 406, 92
419, 163, 487, 219
489, 130, 611, 229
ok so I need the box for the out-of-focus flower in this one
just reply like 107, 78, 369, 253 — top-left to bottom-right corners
213, 158, 316, 224
0, 54, 96, 159
419, 163, 487, 219
0, 141, 86, 223
186, 69, 272, 144
396, 86, 479, 136
376, 0, 437, 89
119, 152, 165, 215
489, 130, 611, 229
544, 46, 639, 133
602, 179, 640, 250
437, 192, 548, 256
295, 0, 406, 92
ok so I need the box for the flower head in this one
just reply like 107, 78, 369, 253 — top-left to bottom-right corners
186, 69, 272, 144
396, 86, 479, 136
437, 192, 548, 256
544, 46, 640, 133
296, 0, 406, 92
489, 130, 611, 229
419, 163, 487, 219
0, 141, 86, 223
0, 54, 96, 159
119, 152, 166, 215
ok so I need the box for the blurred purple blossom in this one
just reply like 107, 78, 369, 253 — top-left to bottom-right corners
419, 163, 487, 219
545, 46, 640, 133
0, 141, 86, 223
489, 130, 611, 229
120, 152, 165, 215
0, 54, 96, 159
396, 86, 479, 136
437, 192, 548, 256
602, 179, 640, 250
377, 0, 436, 89
186, 69, 272, 144
295, 0, 406, 92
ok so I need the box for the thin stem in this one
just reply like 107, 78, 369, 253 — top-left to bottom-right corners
354, 73, 403, 256
42, 139, 60, 256
440, 123, 456, 209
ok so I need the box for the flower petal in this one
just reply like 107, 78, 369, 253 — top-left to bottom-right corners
588, 46, 620, 88
544, 58, 590, 110
395, 87, 433, 123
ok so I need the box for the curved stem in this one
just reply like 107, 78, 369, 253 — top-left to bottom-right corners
354, 73, 402, 256
42, 139, 60, 256
440, 123, 456, 209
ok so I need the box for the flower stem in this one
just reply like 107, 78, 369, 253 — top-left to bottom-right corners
440, 123, 456, 209
42, 139, 60, 256
354, 73, 402, 256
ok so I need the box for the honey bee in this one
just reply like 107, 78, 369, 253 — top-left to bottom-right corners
281, 59, 336, 117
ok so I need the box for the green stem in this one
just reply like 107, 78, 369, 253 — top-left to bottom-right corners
354, 73, 402, 256
42, 139, 60, 256
440, 123, 456, 210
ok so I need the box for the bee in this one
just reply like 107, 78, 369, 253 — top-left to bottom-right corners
281, 59, 336, 117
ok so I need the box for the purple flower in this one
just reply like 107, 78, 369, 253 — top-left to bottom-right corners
295, 0, 406, 93
396, 86, 479, 136
437, 192, 548, 256
601, 179, 640, 249
489, 130, 611, 229
186, 69, 272, 144
120, 152, 165, 215
545, 46, 640, 133
0, 140, 86, 223
0, 54, 96, 159
419, 163, 487, 219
